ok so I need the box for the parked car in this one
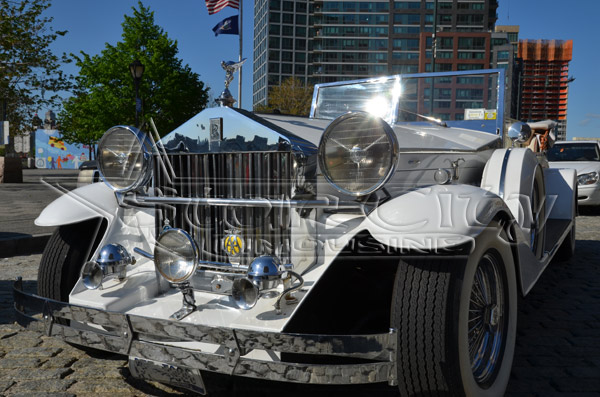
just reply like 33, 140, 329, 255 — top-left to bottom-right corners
14, 69, 577, 396
76, 160, 100, 187
548, 140, 600, 206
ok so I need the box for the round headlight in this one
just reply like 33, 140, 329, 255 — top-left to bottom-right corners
318, 112, 398, 196
97, 126, 153, 192
154, 228, 198, 284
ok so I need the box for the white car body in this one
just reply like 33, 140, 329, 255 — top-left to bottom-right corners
548, 140, 600, 206
14, 70, 577, 396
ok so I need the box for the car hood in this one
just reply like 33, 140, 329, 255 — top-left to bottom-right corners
548, 161, 600, 175
261, 114, 501, 152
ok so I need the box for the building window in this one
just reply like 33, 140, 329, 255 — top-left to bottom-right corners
281, 63, 292, 74
296, 14, 306, 24
394, 13, 421, 25
268, 50, 280, 61
281, 51, 292, 61
269, 0, 280, 10
268, 62, 279, 73
269, 12, 280, 23
269, 25, 280, 35
269, 37, 280, 49
458, 37, 486, 50
282, 38, 293, 49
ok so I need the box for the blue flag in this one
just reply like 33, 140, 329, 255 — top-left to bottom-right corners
212, 15, 239, 36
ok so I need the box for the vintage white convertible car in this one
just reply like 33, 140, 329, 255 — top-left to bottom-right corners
15, 70, 576, 396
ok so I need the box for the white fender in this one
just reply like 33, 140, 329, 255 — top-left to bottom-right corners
481, 148, 540, 228
362, 184, 508, 252
35, 183, 119, 227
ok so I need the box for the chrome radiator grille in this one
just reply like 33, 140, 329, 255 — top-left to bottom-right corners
153, 152, 293, 267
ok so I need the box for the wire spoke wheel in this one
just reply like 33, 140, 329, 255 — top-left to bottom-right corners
468, 251, 507, 388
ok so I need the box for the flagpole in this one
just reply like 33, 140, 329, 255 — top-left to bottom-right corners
238, 0, 243, 108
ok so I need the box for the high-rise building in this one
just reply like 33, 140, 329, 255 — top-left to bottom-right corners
253, 0, 500, 109
253, 0, 311, 107
517, 39, 573, 140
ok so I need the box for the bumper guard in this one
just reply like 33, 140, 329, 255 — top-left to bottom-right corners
13, 278, 397, 387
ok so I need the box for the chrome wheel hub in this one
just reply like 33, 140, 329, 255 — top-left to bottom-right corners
468, 252, 506, 387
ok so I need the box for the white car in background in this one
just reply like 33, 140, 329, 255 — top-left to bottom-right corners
548, 140, 600, 206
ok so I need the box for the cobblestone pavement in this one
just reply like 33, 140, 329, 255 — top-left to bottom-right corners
0, 212, 599, 396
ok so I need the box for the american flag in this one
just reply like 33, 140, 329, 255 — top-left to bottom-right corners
205, 0, 239, 15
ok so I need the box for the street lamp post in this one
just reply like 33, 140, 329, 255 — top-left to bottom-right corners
129, 60, 145, 128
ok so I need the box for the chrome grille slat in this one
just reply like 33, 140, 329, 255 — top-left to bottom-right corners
154, 152, 292, 268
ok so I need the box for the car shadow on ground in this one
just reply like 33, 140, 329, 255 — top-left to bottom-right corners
0, 279, 37, 325
579, 206, 600, 216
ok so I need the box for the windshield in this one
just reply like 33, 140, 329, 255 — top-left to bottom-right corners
547, 143, 600, 162
310, 69, 504, 134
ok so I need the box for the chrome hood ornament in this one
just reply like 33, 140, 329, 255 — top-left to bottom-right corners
216, 59, 246, 108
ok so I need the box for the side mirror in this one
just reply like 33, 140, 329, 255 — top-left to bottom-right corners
507, 122, 532, 144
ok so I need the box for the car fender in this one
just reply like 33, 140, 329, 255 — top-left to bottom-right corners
362, 184, 509, 252
481, 148, 540, 229
35, 182, 119, 227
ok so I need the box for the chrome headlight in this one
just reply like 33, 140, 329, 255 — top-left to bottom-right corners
97, 126, 153, 192
154, 228, 198, 284
318, 112, 398, 196
578, 171, 599, 186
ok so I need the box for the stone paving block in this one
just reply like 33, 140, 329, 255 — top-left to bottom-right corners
7, 378, 76, 394
565, 366, 600, 379
0, 367, 72, 381
505, 379, 557, 393
65, 379, 143, 394
70, 355, 128, 371
8, 393, 75, 397
39, 355, 78, 370
511, 366, 567, 380
0, 357, 43, 369
552, 378, 600, 393
70, 364, 127, 379
0, 379, 15, 393
4, 346, 62, 358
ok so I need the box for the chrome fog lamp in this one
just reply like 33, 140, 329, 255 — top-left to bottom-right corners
81, 244, 135, 290
97, 125, 153, 192
154, 228, 198, 284
154, 228, 199, 320
318, 112, 398, 197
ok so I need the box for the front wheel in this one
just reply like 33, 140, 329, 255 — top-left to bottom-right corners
392, 222, 517, 396
38, 218, 102, 302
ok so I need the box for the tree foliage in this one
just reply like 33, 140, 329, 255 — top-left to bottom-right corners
59, 1, 209, 147
255, 77, 313, 116
0, 0, 70, 135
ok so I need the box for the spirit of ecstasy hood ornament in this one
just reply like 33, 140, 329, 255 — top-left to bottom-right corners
216, 59, 246, 107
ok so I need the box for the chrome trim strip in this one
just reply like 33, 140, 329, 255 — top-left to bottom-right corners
131, 195, 363, 210
133, 247, 154, 260
498, 148, 512, 200
14, 281, 396, 386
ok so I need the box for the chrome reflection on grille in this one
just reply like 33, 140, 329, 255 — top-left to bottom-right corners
153, 152, 293, 267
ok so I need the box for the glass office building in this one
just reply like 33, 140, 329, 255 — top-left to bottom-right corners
253, 0, 499, 109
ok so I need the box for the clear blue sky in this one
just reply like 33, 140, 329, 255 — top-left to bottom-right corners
45, 0, 600, 139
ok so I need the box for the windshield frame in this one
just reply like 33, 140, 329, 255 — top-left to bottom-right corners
310, 68, 505, 136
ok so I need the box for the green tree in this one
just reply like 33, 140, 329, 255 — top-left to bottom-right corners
0, 0, 70, 135
255, 77, 313, 116
59, 1, 209, 152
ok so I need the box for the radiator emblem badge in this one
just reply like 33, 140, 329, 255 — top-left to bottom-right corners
223, 234, 244, 258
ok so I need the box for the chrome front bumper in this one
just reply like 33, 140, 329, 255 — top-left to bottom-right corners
13, 278, 397, 390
